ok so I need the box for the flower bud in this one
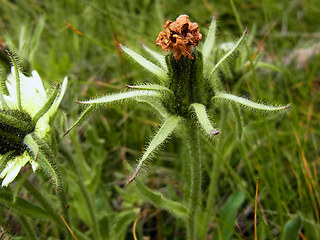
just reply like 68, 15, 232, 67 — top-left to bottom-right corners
156, 15, 202, 60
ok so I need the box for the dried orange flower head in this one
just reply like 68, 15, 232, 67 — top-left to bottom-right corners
156, 14, 202, 60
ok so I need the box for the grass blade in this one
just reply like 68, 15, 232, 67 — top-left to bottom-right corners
202, 13, 217, 67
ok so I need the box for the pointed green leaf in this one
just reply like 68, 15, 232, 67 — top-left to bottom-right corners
256, 61, 281, 72
213, 93, 291, 112
190, 103, 220, 136
46, 77, 68, 117
202, 13, 217, 67
220, 191, 245, 240
32, 83, 60, 125
78, 90, 161, 105
208, 29, 247, 79
62, 105, 95, 136
135, 178, 188, 218
126, 163, 188, 218
142, 43, 167, 70
214, 191, 245, 240
282, 215, 301, 240
0, 192, 49, 219
120, 44, 167, 82
128, 115, 182, 182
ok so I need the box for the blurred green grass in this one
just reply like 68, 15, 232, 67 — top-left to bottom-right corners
0, 0, 319, 239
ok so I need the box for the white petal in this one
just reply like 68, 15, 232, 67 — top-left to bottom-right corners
20, 72, 47, 116
35, 77, 68, 138
0, 154, 29, 187
4, 67, 47, 115
31, 70, 46, 97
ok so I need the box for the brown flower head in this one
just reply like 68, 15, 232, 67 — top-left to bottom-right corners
156, 14, 202, 60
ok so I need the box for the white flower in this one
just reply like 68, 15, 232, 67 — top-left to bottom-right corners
0, 66, 67, 187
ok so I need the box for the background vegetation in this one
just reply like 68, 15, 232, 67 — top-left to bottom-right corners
0, 0, 319, 239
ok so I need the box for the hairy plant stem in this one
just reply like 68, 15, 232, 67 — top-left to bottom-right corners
185, 122, 202, 240
60, 137, 103, 240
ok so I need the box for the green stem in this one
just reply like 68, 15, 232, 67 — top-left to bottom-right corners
229, 0, 243, 32
60, 145, 103, 240
185, 122, 202, 240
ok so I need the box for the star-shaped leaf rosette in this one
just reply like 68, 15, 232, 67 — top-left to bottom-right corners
69, 14, 290, 183
0, 52, 67, 188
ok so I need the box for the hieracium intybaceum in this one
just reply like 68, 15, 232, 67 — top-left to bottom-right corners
66, 14, 290, 239
70, 14, 290, 181
0, 52, 68, 188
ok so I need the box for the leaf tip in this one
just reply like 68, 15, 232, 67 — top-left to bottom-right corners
127, 174, 137, 184
212, 12, 217, 20
244, 28, 248, 36
62, 130, 70, 137
119, 44, 125, 50
284, 104, 291, 109
127, 164, 142, 184
210, 129, 220, 136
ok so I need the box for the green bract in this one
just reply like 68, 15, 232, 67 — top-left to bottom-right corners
73, 15, 290, 182
0, 55, 68, 187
